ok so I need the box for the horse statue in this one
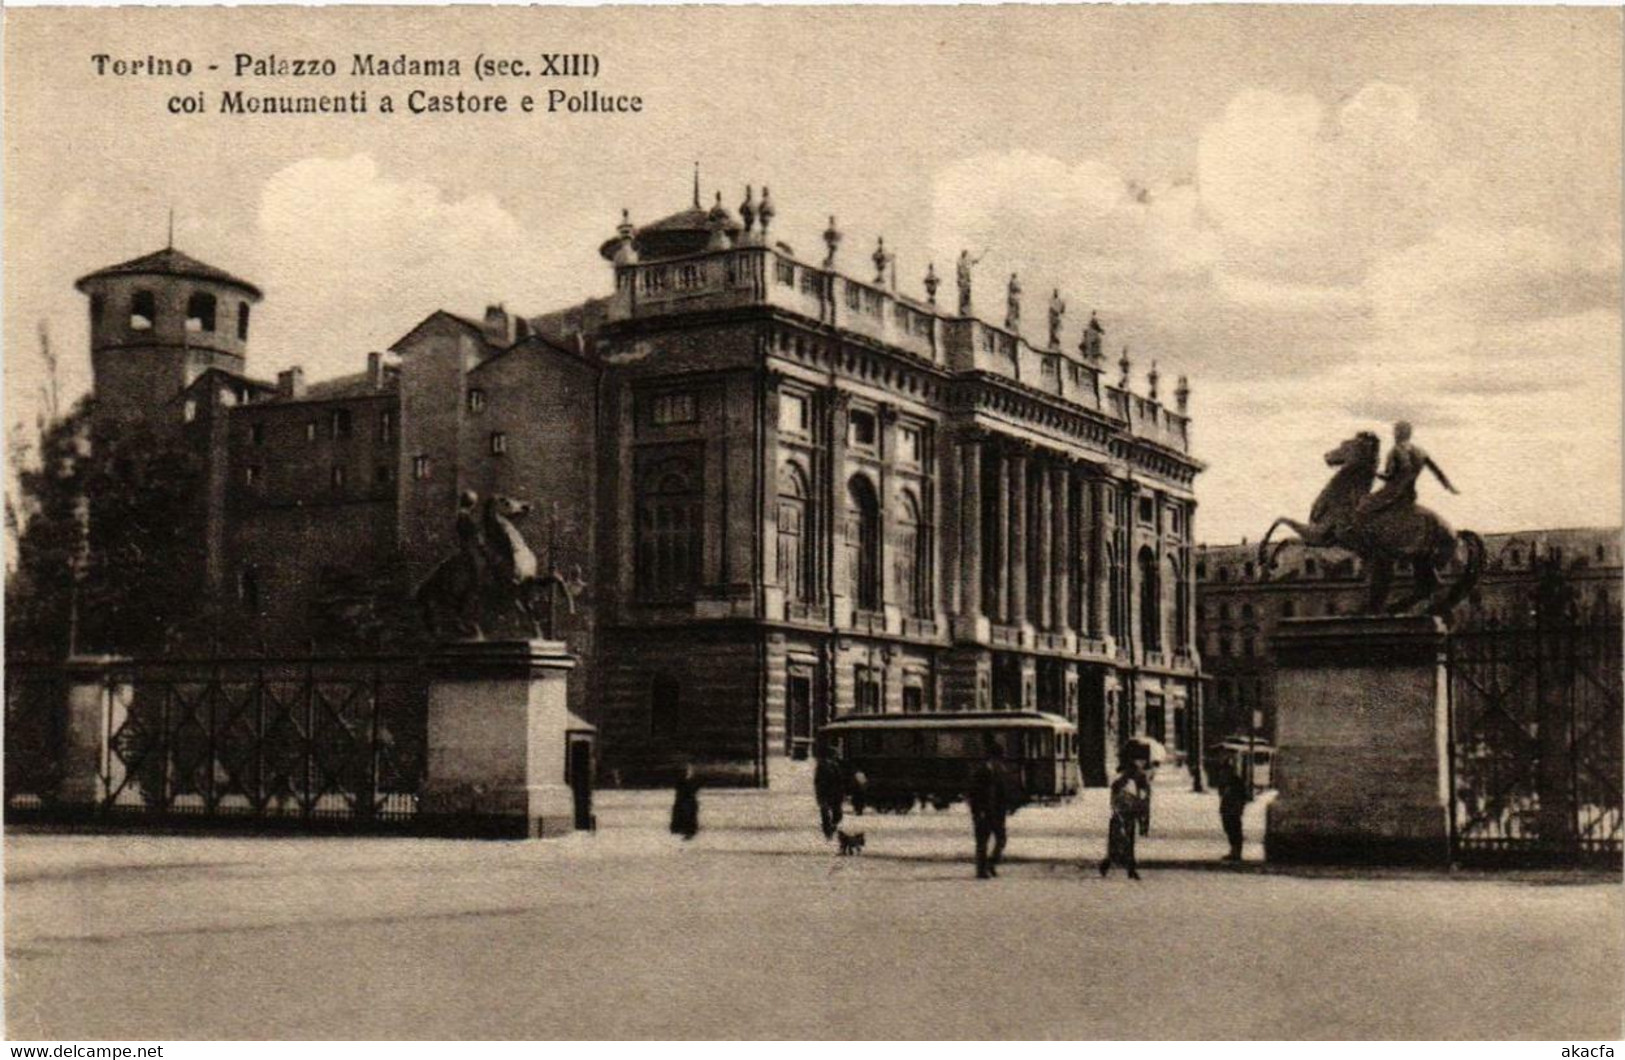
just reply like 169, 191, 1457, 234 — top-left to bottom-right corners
415, 491, 584, 641
1256, 431, 1485, 617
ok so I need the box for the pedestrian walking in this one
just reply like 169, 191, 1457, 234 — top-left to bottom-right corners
968, 739, 1011, 879
670, 763, 701, 840
1098, 757, 1146, 880
814, 752, 846, 839
1217, 762, 1252, 861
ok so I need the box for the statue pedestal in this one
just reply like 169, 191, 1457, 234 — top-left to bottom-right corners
420, 640, 587, 838
1265, 616, 1451, 865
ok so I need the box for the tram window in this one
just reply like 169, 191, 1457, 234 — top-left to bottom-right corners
937, 731, 975, 757
881, 731, 921, 755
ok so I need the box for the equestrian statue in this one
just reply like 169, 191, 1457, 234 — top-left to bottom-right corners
415, 490, 585, 641
1256, 421, 1484, 617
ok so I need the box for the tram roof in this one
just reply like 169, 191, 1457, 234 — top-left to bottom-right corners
821, 711, 1076, 732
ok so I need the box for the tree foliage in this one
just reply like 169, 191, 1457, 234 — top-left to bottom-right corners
6, 401, 211, 659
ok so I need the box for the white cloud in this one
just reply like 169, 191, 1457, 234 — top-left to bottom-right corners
254, 154, 545, 379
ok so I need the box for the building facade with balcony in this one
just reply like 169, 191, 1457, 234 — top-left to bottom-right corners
74, 182, 1206, 787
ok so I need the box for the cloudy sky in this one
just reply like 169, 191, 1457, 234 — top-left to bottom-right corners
5, 6, 1619, 543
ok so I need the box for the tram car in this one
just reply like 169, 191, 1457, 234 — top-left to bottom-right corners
817, 711, 1080, 813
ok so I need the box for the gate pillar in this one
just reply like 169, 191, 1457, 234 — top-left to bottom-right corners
1265, 616, 1451, 865
420, 640, 588, 838
58, 655, 128, 809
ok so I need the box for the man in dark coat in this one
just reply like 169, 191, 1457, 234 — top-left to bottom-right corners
670, 763, 701, 840
968, 739, 1012, 879
1099, 757, 1146, 880
814, 753, 845, 839
1217, 763, 1252, 861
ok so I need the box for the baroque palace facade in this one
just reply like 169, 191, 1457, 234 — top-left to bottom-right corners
74, 182, 1204, 786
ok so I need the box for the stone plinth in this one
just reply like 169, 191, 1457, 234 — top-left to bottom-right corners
420, 640, 586, 838
59, 656, 129, 807
1265, 615, 1451, 865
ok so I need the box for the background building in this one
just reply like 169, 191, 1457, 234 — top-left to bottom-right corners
1196, 529, 1623, 747
74, 181, 1206, 785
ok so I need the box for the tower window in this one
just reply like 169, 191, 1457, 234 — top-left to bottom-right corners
185, 291, 217, 333
90, 294, 106, 328
490, 431, 507, 456
130, 290, 156, 331
238, 302, 251, 341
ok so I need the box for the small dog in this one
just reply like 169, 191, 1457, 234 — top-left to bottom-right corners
836, 829, 866, 856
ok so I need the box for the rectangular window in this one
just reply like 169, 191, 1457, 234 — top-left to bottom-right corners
778, 392, 809, 434
1138, 496, 1155, 524
902, 685, 925, 715
490, 431, 507, 456
243, 465, 260, 486
651, 393, 697, 425
774, 259, 796, 286
413, 455, 431, 480
854, 667, 882, 715
848, 409, 876, 448
306, 421, 319, 443
330, 408, 352, 440
374, 463, 393, 485
330, 466, 346, 489
249, 422, 265, 445
467, 389, 486, 413
897, 426, 921, 465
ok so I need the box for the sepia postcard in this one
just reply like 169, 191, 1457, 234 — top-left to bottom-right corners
2, 3, 1621, 1045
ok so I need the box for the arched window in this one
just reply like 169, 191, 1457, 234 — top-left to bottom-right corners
185, 291, 217, 333
894, 488, 932, 618
636, 457, 702, 602
650, 673, 681, 740
1138, 546, 1161, 651
130, 290, 156, 330
846, 475, 881, 612
776, 463, 813, 604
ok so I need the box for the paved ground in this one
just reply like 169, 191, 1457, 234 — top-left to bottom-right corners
5, 786, 1620, 1040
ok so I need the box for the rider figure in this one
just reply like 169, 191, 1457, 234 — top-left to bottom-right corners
1358, 421, 1459, 517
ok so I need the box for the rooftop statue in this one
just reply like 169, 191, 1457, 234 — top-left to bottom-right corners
1256, 424, 1483, 617
1048, 289, 1066, 349
416, 491, 584, 641
956, 249, 983, 316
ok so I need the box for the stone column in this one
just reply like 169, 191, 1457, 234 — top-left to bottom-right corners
994, 448, 1010, 625
1053, 464, 1073, 638
1009, 448, 1029, 630
1090, 479, 1110, 640
1265, 616, 1451, 865
57, 656, 129, 808
421, 640, 587, 838
1035, 460, 1053, 632
828, 390, 852, 625
956, 436, 985, 636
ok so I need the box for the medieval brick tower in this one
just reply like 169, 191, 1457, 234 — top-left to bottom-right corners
75, 245, 263, 429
